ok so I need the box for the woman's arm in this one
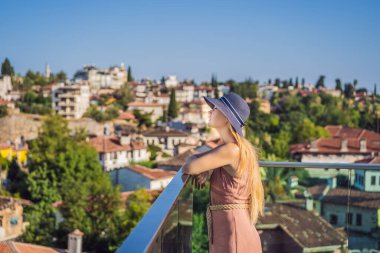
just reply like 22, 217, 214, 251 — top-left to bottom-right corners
182, 142, 239, 175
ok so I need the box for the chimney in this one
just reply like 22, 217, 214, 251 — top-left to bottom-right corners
359, 138, 367, 152
68, 229, 83, 253
340, 138, 348, 152
303, 190, 313, 211
327, 176, 337, 189
309, 140, 318, 151
120, 135, 131, 145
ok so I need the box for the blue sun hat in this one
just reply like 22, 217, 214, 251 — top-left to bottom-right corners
203, 92, 250, 136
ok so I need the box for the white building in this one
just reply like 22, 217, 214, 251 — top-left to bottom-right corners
127, 101, 164, 122
52, 83, 90, 119
109, 165, 175, 191
0, 75, 12, 100
178, 100, 210, 124
73, 63, 127, 90
164, 75, 179, 88
321, 188, 380, 250
143, 127, 189, 155
354, 156, 380, 192
88, 134, 148, 172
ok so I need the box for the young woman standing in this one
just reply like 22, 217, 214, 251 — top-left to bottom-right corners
182, 92, 264, 253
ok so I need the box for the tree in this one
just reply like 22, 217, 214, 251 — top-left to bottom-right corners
192, 213, 208, 253
301, 78, 305, 87
274, 78, 281, 87
6, 158, 28, 198
0, 105, 8, 117
1, 58, 15, 76
315, 75, 325, 89
211, 74, 219, 98
353, 79, 358, 91
335, 79, 342, 92
295, 77, 299, 88
55, 71, 67, 82
21, 114, 124, 252
168, 88, 178, 120
127, 66, 134, 82
123, 188, 152, 235
115, 83, 134, 110
374, 83, 377, 96
133, 109, 153, 128
289, 78, 293, 87
344, 83, 355, 98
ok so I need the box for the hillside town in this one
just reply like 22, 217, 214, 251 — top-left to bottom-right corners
0, 59, 379, 253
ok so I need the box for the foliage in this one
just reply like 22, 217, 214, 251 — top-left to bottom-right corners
114, 83, 134, 110
192, 213, 208, 253
127, 66, 134, 82
133, 109, 153, 128
16, 90, 52, 115
1, 57, 15, 76
19, 114, 125, 252
84, 105, 120, 122
0, 105, 8, 117
168, 88, 178, 119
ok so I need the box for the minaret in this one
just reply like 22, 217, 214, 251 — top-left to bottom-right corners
45, 63, 51, 79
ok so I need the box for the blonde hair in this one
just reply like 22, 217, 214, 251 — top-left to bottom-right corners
227, 123, 265, 226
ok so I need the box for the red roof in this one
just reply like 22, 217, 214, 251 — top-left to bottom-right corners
354, 155, 380, 164
118, 111, 136, 120
0, 241, 65, 253
88, 135, 146, 153
128, 101, 163, 107
290, 125, 380, 154
127, 165, 176, 180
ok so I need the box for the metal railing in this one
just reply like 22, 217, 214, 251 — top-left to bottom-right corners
116, 161, 380, 253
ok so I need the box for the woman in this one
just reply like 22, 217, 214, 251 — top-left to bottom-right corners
182, 92, 264, 253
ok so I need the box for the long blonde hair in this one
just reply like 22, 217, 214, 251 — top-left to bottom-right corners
227, 123, 265, 226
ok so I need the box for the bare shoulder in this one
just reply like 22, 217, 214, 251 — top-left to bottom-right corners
223, 142, 240, 154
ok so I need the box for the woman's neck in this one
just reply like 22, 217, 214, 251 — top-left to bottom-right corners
216, 126, 236, 144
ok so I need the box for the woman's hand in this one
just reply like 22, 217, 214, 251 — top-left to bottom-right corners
191, 171, 209, 189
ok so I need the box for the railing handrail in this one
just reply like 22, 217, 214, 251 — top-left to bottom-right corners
116, 168, 189, 253
117, 161, 380, 253
259, 161, 380, 170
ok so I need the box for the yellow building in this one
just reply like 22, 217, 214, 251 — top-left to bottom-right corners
0, 143, 28, 166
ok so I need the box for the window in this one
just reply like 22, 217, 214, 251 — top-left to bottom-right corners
371, 175, 376, 185
346, 212, 352, 225
10, 217, 18, 226
330, 214, 338, 225
356, 214, 362, 226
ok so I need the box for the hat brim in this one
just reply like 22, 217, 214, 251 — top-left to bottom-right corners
203, 96, 244, 137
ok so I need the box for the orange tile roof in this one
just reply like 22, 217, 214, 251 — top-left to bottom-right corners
128, 101, 163, 107
290, 125, 380, 154
354, 155, 380, 164
143, 128, 189, 137
127, 165, 176, 180
118, 111, 135, 120
0, 99, 14, 105
88, 135, 146, 153
0, 241, 64, 253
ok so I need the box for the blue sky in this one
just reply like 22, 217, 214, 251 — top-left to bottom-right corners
1, 0, 379, 91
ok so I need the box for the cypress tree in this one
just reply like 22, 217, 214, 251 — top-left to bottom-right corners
168, 89, 178, 119
1, 58, 15, 76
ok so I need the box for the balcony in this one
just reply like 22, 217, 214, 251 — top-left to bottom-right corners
116, 162, 380, 253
